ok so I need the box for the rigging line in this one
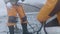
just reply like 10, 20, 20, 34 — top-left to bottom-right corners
18, 3, 40, 9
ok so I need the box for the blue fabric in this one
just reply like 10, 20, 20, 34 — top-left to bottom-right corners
8, 16, 18, 23
21, 16, 27, 22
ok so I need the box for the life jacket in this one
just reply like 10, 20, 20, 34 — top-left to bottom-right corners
49, 0, 60, 25
49, 0, 60, 16
37, 0, 58, 22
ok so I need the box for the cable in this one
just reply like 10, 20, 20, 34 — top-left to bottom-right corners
36, 16, 56, 34
16, 2, 40, 34
20, 3, 46, 34
44, 22, 48, 34
37, 24, 43, 34
18, 3, 40, 9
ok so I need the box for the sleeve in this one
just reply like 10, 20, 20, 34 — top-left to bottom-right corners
37, 0, 58, 22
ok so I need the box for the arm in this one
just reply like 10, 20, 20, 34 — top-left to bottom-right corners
37, 0, 57, 23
